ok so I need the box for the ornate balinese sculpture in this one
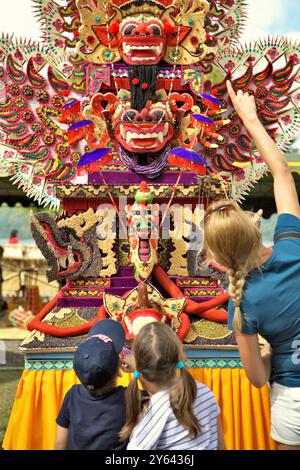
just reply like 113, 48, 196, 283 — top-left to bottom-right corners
126, 181, 159, 281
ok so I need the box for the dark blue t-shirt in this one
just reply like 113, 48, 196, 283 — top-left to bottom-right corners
56, 384, 127, 450
228, 213, 300, 387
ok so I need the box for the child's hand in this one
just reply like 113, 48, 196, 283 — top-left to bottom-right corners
121, 352, 136, 373
226, 80, 258, 125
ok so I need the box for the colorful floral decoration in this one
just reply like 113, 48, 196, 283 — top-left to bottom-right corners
30, 209, 103, 281
104, 281, 188, 341
0, 1, 299, 204
126, 182, 160, 281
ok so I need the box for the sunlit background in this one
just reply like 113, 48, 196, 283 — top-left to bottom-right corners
0, 0, 299, 43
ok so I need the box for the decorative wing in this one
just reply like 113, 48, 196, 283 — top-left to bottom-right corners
205, 0, 248, 45
201, 0, 248, 73
32, 0, 79, 58
201, 37, 300, 200
0, 40, 80, 209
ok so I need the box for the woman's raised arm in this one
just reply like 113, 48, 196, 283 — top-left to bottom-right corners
227, 81, 300, 218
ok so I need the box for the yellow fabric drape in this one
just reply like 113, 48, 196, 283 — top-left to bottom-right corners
3, 368, 277, 450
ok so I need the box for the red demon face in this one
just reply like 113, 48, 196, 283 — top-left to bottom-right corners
115, 101, 174, 153
119, 17, 165, 65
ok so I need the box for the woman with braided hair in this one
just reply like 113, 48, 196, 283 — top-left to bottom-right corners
204, 81, 300, 450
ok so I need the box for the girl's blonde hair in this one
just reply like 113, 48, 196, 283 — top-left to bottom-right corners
120, 322, 200, 442
204, 199, 262, 332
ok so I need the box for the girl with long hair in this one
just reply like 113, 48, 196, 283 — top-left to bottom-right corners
204, 81, 300, 450
120, 322, 225, 450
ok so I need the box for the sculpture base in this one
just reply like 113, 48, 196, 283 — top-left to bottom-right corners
3, 348, 276, 450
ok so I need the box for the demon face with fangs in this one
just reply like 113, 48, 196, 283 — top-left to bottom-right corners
83, 88, 193, 176
115, 98, 174, 153
76, 0, 210, 65
119, 15, 166, 65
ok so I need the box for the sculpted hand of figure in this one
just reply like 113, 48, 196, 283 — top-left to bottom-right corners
226, 80, 258, 125
121, 353, 136, 373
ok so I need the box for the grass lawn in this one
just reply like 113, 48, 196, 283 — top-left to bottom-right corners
0, 369, 22, 448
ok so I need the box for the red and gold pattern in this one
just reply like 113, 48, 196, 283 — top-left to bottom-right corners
184, 288, 223, 297
68, 278, 111, 287
62, 289, 104, 298
177, 277, 219, 287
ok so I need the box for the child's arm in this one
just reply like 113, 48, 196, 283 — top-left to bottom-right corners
54, 425, 69, 450
217, 416, 226, 450
55, 388, 72, 449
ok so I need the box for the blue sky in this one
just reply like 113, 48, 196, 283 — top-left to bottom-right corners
242, 0, 300, 41
0, 0, 299, 42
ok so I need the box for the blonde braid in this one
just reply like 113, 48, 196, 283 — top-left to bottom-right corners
228, 269, 247, 333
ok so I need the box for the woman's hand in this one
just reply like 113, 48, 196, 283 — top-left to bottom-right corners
226, 80, 258, 125
261, 341, 272, 358
261, 341, 272, 382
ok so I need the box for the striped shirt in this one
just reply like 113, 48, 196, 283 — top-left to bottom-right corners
127, 382, 220, 450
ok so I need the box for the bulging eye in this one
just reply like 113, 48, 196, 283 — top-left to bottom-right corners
149, 25, 162, 36
151, 110, 165, 121
123, 24, 136, 36
122, 110, 138, 122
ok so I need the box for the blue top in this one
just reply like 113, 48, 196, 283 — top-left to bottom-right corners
228, 213, 300, 387
56, 384, 127, 450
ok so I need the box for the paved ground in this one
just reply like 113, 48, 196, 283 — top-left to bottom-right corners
0, 315, 29, 448
0, 311, 27, 369
0, 340, 25, 369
